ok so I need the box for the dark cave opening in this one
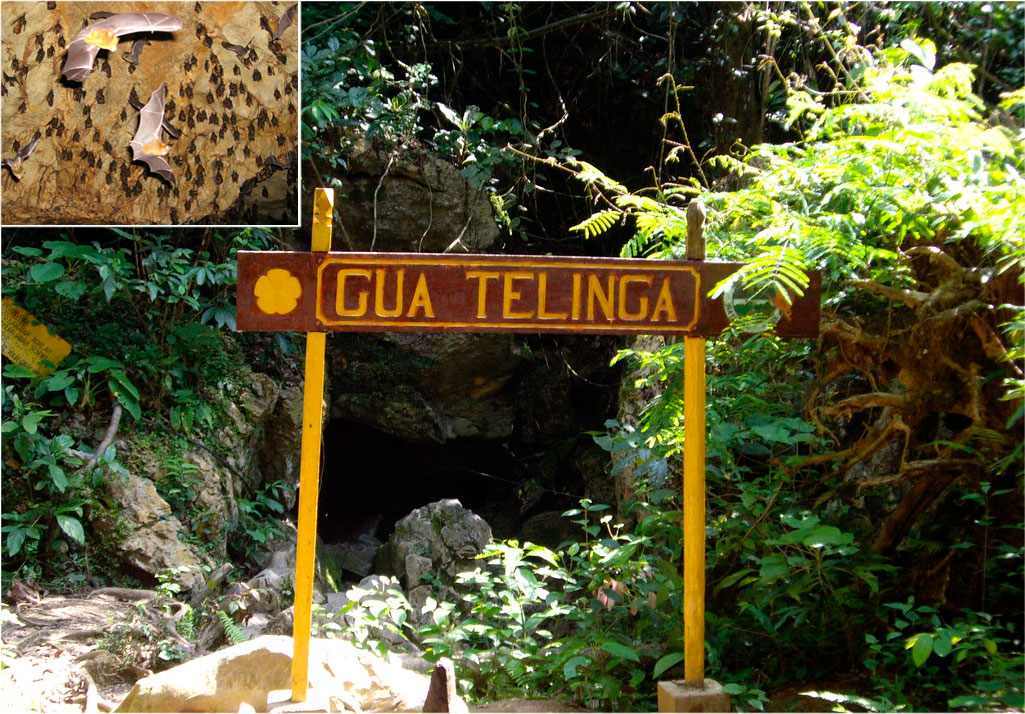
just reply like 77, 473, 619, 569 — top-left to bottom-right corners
316, 419, 533, 546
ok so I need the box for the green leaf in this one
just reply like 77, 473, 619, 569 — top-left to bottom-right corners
750, 423, 791, 443
49, 463, 69, 492
801, 525, 853, 548
601, 641, 640, 663
21, 411, 48, 434
87, 356, 124, 373
5, 528, 27, 556
108, 378, 141, 420
57, 515, 85, 544
933, 630, 953, 657
12, 246, 43, 257
911, 634, 933, 667
652, 651, 684, 679
758, 554, 788, 582
54, 280, 88, 300
29, 262, 66, 283
4, 364, 38, 379
563, 655, 590, 679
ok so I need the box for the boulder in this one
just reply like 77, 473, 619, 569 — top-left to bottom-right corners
385, 500, 492, 589
319, 533, 382, 580
115, 635, 431, 713
331, 141, 499, 254
329, 332, 524, 443
1, 1, 298, 225
103, 471, 203, 591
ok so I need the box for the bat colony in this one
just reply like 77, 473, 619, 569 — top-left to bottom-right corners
2, 4, 297, 189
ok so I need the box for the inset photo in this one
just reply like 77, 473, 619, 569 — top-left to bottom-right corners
1, 1, 298, 226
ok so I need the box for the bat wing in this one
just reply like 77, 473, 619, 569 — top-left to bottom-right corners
61, 13, 182, 82
130, 83, 166, 160
141, 155, 174, 183
87, 12, 184, 38
130, 84, 174, 182
61, 38, 101, 81
19, 135, 40, 161
272, 4, 297, 40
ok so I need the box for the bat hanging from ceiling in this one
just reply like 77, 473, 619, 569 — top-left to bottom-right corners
2, 135, 40, 181
130, 83, 173, 182
272, 4, 297, 41
61, 13, 182, 82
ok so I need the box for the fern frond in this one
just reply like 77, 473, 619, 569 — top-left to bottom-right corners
569, 209, 621, 240
218, 610, 248, 645
707, 154, 759, 178
567, 159, 627, 194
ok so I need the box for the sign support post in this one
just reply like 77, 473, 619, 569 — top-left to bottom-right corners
657, 202, 731, 711
683, 201, 707, 685
289, 188, 334, 703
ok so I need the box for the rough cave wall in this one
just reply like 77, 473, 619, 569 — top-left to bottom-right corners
1, 1, 298, 225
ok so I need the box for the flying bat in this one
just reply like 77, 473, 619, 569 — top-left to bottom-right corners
128, 87, 180, 139
61, 13, 182, 82
272, 4, 297, 41
2, 135, 40, 181
130, 83, 173, 182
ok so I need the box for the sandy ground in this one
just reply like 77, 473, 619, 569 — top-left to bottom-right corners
1, 589, 150, 713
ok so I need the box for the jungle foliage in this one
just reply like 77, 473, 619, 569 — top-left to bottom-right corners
297, 2, 1023, 711
1, 2, 1022, 712
0, 231, 293, 587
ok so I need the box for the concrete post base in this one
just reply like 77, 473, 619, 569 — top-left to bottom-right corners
267, 689, 333, 713
657, 679, 731, 712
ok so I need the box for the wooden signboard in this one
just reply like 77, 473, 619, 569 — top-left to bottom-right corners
236, 251, 820, 337
237, 189, 821, 708
1, 298, 72, 375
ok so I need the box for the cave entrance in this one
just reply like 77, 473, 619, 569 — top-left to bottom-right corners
316, 419, 526, 550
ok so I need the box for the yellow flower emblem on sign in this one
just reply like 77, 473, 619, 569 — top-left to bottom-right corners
254, 268, 301, 315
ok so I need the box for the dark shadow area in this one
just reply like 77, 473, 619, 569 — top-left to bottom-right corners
317, 419, 528, 545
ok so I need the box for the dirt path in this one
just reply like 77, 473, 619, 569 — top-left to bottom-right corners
1, 588, 158, 713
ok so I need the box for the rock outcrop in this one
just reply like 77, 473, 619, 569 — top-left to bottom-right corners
329, 332, 524, 442
329, 141, 499, 254
381, 500, 492, 616
103, 470, 204, 591
115, 635, 431, 713
1, 1, 298, 224
100, 370, 293, 590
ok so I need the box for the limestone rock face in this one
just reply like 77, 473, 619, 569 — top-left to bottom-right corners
331, 142, 499, 253
183, 372, 281, 557
104, 470, 204, 591
258, 382, 302, 509
1, 1, 298, 224
384, 499, 492, 590
330, 332, 524, 442
115, 635, 431, 713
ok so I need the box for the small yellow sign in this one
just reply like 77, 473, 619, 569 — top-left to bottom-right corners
1, 298, 72, 375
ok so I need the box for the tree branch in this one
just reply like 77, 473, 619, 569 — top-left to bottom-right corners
446, 7, 614, 49
850, 279, 929, 309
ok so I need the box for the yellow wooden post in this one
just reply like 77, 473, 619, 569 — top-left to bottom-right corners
683, 201, 706, 685
290, 188, 334, 702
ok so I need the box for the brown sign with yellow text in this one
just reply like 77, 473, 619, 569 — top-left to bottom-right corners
236, 252, 820, 337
